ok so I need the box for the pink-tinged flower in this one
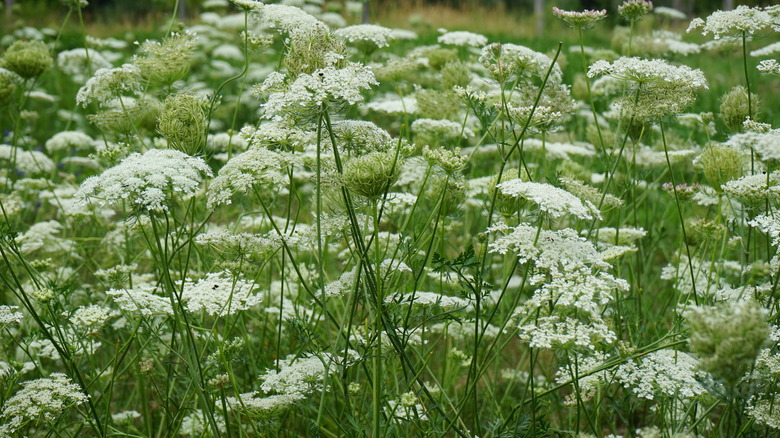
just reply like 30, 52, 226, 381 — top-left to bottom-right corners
552, 7, 608, 29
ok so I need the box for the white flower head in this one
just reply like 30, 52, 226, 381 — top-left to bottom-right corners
76, 149, 212, 213
687, 5, 772, 39
497, 180, 600, 220
438, 31, 488, 48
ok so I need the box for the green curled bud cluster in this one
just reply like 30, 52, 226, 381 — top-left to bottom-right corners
135, 32, 195, 85
441, 61, 472, 89
696, 144, 744, 192
719, 85, 759, 132
284, 25, 346, 78
158, 92, 207, 156
1, 40, 52, 79
342, 150, 401, 199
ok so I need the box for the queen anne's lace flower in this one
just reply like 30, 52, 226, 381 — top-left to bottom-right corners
438, 31, 488, 47
335, 24, 395, 49
497, 180, 600, 220
552, 7, 608, 29
687, 5, 772, 39
588, 57, 707, 89
181, 271, 263, 317
207, 147, 299, 209
488, 224, 608, 272
107, 287, 174, 317
257, 4, 325, 35
0, 306, 23, 326
76, 149, 212, 212
75, 63, 142, 107
616, 350, 707, 400
758, 59, 780, 76
0, 144, 55, 175
259, 63, 378, 118
0, 374, 89, 436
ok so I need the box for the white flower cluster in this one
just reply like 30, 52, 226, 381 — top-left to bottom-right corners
385, 291, 469, 311
224, 392, 301, 418
726, 129, 780, 161
76, 149, 212, 212
15, 220, 76, 255
588, 57, 707, 89
721, 171, 780, 202
207, 147, 299, 210
653, 6, 686, 20
750, 214, 780, 248
488, 224, 608, 272
56, 48, 112, 83
438, 31, 488, 48
257, 4, 326, 35
334, 24, 395, 49
260, 352, 356, 396
0, 306, 23, 326
75, 63, 142, 107
758, 59, 780, 76
44, 131, 94, 153
107, 287, 174, 317
517, 315, 617, 350
182, 271, 263, 317
496, 180, 600, 220
687, 5, 773, 39
615, 349, 707, 400
751, 42, 780, 57
0, 144, 55, 175
69, 304, 118, 334
261, 63, 378, 118
0, 373, 89, 436
748, 394, 780, 430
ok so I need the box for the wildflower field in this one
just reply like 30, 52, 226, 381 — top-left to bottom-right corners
2, 0, 780, 436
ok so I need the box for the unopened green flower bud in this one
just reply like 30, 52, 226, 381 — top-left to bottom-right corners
32, 287, 55, 303
158, 92, 207, 156
687, 300, 769, 387
720, 85, 759, 132
400, 391, 417, 407
342, 151, 401, 199
697, 144, 744, 192
348, 382, 361, 395
1, 40, 52, 79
